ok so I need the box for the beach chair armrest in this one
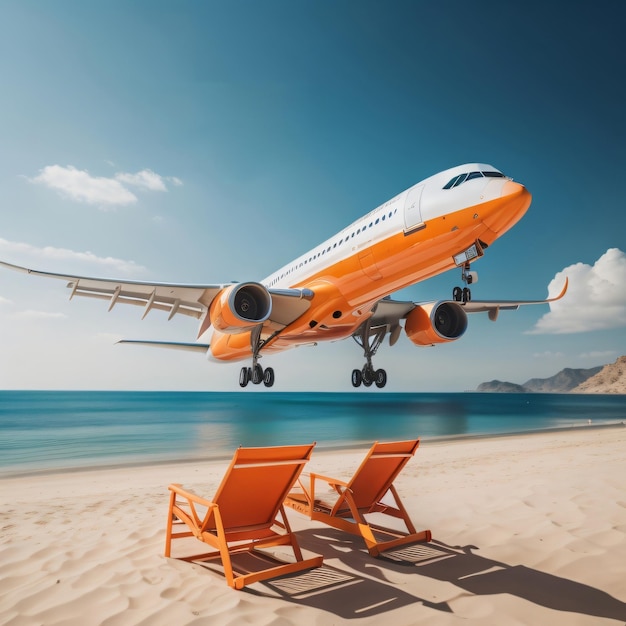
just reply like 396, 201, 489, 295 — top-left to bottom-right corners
309, 473, 352, 506
168, 483, 216, 509
309, 472, 349, 488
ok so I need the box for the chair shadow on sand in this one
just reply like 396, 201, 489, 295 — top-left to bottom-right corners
249, 529, 626, 622
243, 529, 451, 618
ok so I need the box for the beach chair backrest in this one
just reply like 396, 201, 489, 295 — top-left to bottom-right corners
348, 439, 420, 509
211, 443, 315, 530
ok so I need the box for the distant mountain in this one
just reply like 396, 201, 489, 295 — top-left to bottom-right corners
476, 362, 610, 393
476, 380, 527, 393
523, 367, 603, 393
572, 356, 626, 394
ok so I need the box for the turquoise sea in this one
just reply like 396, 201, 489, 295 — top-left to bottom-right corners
1, 391, 624, 476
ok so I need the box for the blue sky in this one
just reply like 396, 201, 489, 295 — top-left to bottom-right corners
0, 1, 624, 391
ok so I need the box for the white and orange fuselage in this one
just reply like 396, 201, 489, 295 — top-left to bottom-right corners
204, 163, 531, 362
2, 162, 561, 389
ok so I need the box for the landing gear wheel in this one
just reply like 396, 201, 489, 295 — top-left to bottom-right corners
453, 286, 463, 302
252, 364, 264, 385
374, 368, 387, 388
239, 366, 250, 388
462, 287, 471, 303
362, 366, 374, 387
263, 367, 275, 388
352, 320, 391, 390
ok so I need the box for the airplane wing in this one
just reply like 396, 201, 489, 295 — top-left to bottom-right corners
456, 277, 569, 321
0, 260, 223, 320
0, 261, 313, 327
368, 278, 569, 328
2, 258, 567, 352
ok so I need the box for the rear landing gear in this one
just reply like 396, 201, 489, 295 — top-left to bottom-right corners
351, 365, 387, 389
239, 364, 275, 388
238, 326, 275, 388
351, 321, 387, 389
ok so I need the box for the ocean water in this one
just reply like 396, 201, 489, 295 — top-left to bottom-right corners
0, 391, 624, 475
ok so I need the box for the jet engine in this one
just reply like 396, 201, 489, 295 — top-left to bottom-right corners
209, 282, 272, 333
404, 301, 467, 346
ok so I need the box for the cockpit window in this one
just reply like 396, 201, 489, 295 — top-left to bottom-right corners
443, 173, 468, 189
443, 170, 505, 189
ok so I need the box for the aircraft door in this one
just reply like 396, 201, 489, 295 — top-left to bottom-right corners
358, 249, 383, 280
403, 184, 424, 233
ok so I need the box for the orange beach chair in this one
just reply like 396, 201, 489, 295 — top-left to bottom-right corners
284, 439, 431, 556
164, 443, 323, 589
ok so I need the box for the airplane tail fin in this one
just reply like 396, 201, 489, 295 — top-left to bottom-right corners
117, 339, 210, 353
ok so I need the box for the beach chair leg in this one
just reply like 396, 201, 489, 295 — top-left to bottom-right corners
164, 489, 177, 557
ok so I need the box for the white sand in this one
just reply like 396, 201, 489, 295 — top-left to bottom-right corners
1, 425, 625, 625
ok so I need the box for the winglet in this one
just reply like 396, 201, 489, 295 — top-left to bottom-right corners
548, 277, 568, 302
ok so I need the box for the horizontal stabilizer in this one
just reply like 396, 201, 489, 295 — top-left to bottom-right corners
117, 339, 210, 353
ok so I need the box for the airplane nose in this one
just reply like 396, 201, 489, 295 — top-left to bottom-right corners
502, 179, 530, 202
483, 179, 532, 237
484, 180, 532, 235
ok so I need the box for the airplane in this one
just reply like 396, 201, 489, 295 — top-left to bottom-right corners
1, 163, 567, 390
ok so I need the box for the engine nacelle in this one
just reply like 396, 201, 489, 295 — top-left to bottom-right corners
404, 301, 468, 346
209, 282, 272, 334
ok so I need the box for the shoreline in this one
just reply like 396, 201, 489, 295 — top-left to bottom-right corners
1, 419, 623, 480
1, 425, 625, 625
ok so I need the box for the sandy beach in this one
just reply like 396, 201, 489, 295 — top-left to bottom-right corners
1, 425, 625, 625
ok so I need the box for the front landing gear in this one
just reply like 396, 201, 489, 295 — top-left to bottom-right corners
453, 263, 477, 303
238, 326, 275, 388
351, 321, 387, 389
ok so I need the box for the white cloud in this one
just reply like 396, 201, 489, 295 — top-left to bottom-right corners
0, 237, 146, 275
115, 169, 167, 191
0, 296, 13, 306
30, 165, 137, 206
28, 165, 182, 208
529, 248, 626, 334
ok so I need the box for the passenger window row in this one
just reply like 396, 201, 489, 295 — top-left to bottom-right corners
268, 208, 399, 285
